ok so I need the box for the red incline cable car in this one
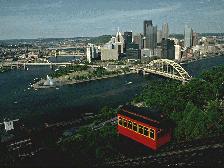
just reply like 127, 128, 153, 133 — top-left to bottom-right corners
117, 105, 174, 150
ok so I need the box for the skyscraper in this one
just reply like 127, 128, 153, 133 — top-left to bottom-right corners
123, 31, 132, 52
162, 22, 169, 39
157, 30, 162, 44
124, 32, 132, 44
86, 43, 97, 63
115, 31, 124, 55
161, 39, 175, 59
175, 44, 182, 60
133, 33, 143, 49
184, 25, 193, 48
192, 32, 199, 46
143, 20, 157, 49
143, 20, 152, 36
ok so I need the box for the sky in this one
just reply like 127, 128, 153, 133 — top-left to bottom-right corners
0, 0, 224, 40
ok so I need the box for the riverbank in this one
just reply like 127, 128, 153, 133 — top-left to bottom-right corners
179, 53, 224, 64
32, 71, 135, 89
0, 66, 11, 73
57, 65, 224, 167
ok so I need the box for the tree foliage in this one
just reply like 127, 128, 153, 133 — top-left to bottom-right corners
87, 35, 112, 45
59, 107, 118, 166
133, 65, 224, 141
58, 65, 224, 166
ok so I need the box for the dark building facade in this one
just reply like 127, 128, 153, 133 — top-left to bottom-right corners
123, 32, 133, 52
126, 48, 141, 60
143, 20, 152, 36
143, 20, 157, 49
161, 39, 175, 59
133, 33, 143, 49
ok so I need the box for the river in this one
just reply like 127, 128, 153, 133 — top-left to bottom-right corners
0, 55, 223, 127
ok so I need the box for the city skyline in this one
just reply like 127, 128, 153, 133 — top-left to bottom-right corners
0, 0, 224, 40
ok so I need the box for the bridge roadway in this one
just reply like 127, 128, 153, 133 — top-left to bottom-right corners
1, 59, 191, 82
130, 59, 192, 82
143, 68, 191, 82
3, 62, 72, 66
0, 62, 101, 68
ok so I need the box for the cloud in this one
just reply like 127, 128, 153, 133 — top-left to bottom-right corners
68, 4, 180, 25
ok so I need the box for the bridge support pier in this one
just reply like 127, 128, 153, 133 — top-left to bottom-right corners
182, 80, 187, 85
50, 63, 53, 69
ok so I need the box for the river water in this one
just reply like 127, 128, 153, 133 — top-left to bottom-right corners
0, 56, 223, 126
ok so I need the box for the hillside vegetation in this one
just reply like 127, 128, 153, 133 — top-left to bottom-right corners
58, 65, 224, 166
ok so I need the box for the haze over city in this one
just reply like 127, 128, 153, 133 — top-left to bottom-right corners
0, 0, 224, 40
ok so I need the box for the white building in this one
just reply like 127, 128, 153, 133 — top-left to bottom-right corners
86, 43, 97, 63
175, 45, 182, 60
162, 22, 169, 39
100, 30, 125, 61
169, 38, 179, 45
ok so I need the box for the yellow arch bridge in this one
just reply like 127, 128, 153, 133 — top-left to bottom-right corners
139, 59, 192, 82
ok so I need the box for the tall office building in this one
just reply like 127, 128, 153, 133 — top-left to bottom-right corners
123, 31, 132, 52
101, 30, 124, 61
115, 31, 124, 55
161, 39, 175, 59
133, 33, 143, 49
192, 32, 199, 46
162, 22, 169, 39
143, 20, 157, 49
143, 20, 152, 36
184, 25, 193, 48
86, 43, 97, 63
175, 45, 182, 60
157, 30, 162, 44
124, 32, 132, 44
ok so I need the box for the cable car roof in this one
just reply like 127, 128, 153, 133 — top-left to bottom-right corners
118, 105, 175, 128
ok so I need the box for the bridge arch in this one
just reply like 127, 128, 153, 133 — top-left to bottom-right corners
144, 59, 192, 82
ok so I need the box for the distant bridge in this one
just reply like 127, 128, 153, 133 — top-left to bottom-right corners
1, 62, 72, 69
1, 62, 102, 70
12, 62, 72, 66
137, 59, 192, 82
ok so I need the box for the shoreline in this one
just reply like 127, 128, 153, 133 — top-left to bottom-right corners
32, 71, 135, 89
179, 53, 224, 64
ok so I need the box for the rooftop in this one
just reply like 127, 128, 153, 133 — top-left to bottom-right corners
118, 105, 174, 128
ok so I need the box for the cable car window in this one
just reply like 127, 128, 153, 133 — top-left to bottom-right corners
118, 117, 122, 125
123, 119, 127, 127
150, 129, 155, 139
128, 121, 132, 129
144, 127, 149, 136
133, 123, 137, 132
138, 125, 143, 134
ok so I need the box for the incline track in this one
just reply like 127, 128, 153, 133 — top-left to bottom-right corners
102, 134, 224, 167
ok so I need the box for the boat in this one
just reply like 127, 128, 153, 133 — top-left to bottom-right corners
126, 81, 133, 85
